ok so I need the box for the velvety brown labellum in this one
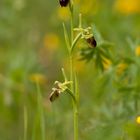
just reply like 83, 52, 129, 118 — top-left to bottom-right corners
86, 36, 97, 48
59, 0, 69, 7
49, 90, 59, 102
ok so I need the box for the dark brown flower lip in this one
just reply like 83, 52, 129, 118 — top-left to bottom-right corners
59, 0, 69, 7
49, 89, 60, 102
86, 36, 97, 48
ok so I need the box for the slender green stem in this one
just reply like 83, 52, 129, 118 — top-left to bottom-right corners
69, 1, 79, 140
134, 95, 138, 112
69, 0, 74, 43
71, 33, 82, 52
31, 114, 38, 140
69, 54, 79, 140
24, 106, 27, 140
74, 104, 78, 140
73, 73, 79, 140
69, 0, 74, 93
70, 55, 74, 90
62, 68, 68, 82
79, 13, 82, 28
36, 81, 46, 140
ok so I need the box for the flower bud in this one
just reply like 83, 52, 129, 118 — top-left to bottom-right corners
59, 0, 69, 7
86, 36, 97, 48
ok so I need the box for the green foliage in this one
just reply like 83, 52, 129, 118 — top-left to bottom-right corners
79, 26, 113, 71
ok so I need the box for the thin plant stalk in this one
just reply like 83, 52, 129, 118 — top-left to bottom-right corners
24, 106, 28, 140
31, 115, 38, 140
69, 1, 79, 140
36, 81, 46, 140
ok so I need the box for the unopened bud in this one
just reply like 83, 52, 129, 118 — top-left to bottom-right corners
59, 0, 69, 7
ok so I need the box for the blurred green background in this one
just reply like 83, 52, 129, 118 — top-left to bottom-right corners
0, 0, 140, 139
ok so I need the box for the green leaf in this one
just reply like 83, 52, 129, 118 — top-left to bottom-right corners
63, 23, 71, 52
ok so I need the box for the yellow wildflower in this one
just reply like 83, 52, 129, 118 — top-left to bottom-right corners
43, 33, 59, 51
114, 0, 140, 15
57, 7, 70, 21
102, 57, 112, 70
135, 45, 140, 56
117, 63, 128, 75
136, 116, 140, 124
29, 73, 47, 85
